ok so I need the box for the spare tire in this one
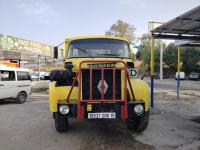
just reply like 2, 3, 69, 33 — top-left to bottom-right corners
50, 70, 72, 82
50, 70, 59, 81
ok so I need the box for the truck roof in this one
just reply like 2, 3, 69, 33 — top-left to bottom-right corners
66, 36, 129, 43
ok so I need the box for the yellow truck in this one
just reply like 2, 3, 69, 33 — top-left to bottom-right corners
49, 36, 150, 132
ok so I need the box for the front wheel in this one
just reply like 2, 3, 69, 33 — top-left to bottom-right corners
55, 113, 68, 132
126, 112, 149, 133
16, 92, 27, 104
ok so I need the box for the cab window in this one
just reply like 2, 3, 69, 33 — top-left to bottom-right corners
17, 71, 30, 81
0, 70, 16, 81
68, 38, 129, 58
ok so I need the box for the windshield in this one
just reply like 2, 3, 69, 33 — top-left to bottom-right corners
68, 38, 129, 58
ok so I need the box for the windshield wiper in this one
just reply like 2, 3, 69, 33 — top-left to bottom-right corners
97, 53, 120, 57
75, 47, 91, 57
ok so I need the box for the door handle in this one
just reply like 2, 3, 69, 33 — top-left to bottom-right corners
0, 84, 4, 86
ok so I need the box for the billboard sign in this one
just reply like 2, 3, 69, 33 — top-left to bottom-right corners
0, 34, 52, 57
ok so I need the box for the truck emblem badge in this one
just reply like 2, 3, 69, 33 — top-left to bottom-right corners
97, 80, 108, 94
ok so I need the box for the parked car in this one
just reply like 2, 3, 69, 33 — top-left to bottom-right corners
189, 72, 199, 80
31, 72, 49, 80
175, 72, 185, 80
0, 66, 31, 103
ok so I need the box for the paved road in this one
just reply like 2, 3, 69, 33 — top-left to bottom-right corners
146, 79, 200, 90
0, 96, 154, 150
31, 79, 200, 93
0, 92, 199, 150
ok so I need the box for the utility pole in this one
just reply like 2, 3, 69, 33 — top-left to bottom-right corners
160, 42, 163, 80
38, 55, 40, 81
45, 57, 47, 73
55, 59, 57, 68
19, 52, 21, 68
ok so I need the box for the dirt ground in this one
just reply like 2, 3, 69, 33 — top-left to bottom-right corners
0, 89, 200, 150
133, 89, 200, 150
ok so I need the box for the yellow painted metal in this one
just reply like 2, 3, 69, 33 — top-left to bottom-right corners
128, 78, 150, 111
178, 46, 181, 76
65, 39, 69, 59
49, 36, 150, 113
49, 82, 78, 112
49, 78, 150, 112
151, 34, 155, 76
87, 104, 92, 112
66, 35, 129, 43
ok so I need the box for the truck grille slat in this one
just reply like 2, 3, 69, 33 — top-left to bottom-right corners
82, 69, 121, 100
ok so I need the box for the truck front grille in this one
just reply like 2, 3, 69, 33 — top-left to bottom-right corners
82, 69, 121, 100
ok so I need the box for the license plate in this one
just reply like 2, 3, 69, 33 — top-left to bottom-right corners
88, 112, 116, 119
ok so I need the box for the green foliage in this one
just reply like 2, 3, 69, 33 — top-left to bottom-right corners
139, 33, 161, 72
140, 48, 150, 65
154, 48, 160, 72
137, 33, 200, 74
105, 20, 136, 42
139, 33, 151, 65
181, 47, 200, 73
163, 43, 177, 72
162, 43, 200, 74
140, 33, 151, 48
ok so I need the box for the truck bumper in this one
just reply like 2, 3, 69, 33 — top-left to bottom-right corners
57, 101, 146, 119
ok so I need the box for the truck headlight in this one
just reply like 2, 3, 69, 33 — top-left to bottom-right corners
134, 104, 144, 115
59, 105, 70, 115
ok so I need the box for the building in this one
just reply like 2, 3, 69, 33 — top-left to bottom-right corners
0, 34, 64, 71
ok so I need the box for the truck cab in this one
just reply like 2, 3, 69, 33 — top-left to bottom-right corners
49, 36, 150, 132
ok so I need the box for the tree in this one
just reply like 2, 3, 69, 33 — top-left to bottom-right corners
140, 33, 151, 49
154, 48, 160, 72
138, 34, 167, 72
105, 20, 136, 42
140, 48, 150, 65
181, 47, 200, 73
138, 34, 151, 64
163, 43, 200, 74
163, 43, 177, 72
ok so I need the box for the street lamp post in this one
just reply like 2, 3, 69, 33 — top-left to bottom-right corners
160, 43, 163, 80
38, 55, 40, 81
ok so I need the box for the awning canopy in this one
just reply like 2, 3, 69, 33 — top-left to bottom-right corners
152, 5, 200, 46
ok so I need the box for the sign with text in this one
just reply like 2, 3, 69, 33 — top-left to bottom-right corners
0, 34, 52, 56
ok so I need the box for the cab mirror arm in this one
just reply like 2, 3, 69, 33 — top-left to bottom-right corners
141, 75, 146, 80
53, 47, 58, 59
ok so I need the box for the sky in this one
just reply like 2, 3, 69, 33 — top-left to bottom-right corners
0, 0, 199, 45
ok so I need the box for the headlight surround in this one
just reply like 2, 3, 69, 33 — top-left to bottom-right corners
59, 105, 70, 115
134, 104, 144, 115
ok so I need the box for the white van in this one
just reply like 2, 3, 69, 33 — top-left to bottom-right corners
176, 72, 185, 80
0, 66, 31, 103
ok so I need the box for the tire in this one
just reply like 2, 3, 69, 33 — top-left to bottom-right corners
50, 70, 59, 82
16, 92, 27, 104
126, 112, 149, 133
50, 70, 71, 82
55, 113, 68, 132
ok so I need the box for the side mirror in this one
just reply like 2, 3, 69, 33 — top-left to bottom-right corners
141, 75, 146, 80
53, 47, 58, 59
136, 50, 140, 59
